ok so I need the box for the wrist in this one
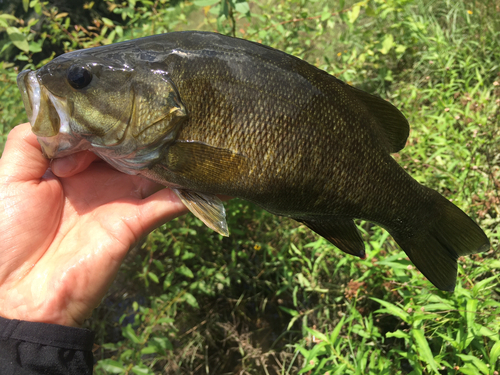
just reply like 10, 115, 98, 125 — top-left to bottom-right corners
0, 294, 83, 328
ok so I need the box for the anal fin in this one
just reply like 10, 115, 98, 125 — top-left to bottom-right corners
296, 218, 366, 258
172, 188, 229, 236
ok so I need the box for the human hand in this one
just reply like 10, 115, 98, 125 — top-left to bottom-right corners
0, 123, 187, 327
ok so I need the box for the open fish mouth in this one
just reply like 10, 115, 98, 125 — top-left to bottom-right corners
17, 70, 86, 158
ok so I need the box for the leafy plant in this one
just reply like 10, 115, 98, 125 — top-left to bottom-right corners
1, 0, 499, 373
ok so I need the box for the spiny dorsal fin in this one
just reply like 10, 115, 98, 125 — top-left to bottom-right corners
348, 86, 410, 153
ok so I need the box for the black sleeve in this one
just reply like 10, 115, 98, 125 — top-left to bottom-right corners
0, 316, 94, 375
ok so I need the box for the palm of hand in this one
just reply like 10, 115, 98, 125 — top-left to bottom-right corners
0, 124, 186, 327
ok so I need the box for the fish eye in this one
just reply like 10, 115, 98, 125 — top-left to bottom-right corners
67, 65, 93, 89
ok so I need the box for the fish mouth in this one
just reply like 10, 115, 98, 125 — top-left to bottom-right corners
17, 70, 87, 158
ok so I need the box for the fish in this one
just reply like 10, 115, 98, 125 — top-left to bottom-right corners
17, 31, 490, 291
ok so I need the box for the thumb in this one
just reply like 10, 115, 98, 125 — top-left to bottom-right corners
0, 124, 49, 182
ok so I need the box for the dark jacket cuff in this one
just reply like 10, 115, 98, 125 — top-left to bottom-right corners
0, 316, 94, 374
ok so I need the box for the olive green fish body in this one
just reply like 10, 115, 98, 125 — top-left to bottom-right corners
141, 35, 435, 236
17, 32, 490, 291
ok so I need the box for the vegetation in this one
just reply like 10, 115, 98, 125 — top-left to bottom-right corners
1, 0, 499, 373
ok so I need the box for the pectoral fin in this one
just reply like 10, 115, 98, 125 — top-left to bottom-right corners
297, 218, 366, 258
172, 188, 229, 236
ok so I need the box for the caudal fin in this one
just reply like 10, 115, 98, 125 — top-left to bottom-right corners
392, 194, 490, 291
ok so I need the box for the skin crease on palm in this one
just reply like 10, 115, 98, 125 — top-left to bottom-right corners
0, 123, 189, 327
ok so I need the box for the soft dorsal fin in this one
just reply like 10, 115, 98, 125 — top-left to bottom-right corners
348, 86, 410, 153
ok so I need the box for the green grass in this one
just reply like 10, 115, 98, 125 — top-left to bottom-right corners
1, 0, 499, 373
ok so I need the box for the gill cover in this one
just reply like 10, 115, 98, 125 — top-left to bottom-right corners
18, 55, 187, 173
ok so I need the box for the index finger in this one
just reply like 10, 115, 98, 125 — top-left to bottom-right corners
0, 123, 49, 182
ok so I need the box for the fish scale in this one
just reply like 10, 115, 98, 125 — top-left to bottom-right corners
16, 31, 490, 291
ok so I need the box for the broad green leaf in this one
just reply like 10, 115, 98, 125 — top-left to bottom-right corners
234, 1, 250, 14
412, 328, 440, 374
140, 346, 157, 355
34, 2, 42, 15
151, 336, 173, 351
348, 5, 360, 23
436, 332, 458, 349
489, 260, 500, 269
28, 41, 42, 53
466, 299, 478, 330
6, 27, 29, 53
305, 326, 328, 343
295, 343, 310, 358
386, 330, 410, 339
472, 275, 498, 294
183, 292, 199, 309
181, 251, 196, 260
422, 303, 454, 312
194, 0, 219, 6
0, 14, 18, 21
457, 354, 489, 375
116, 25, 123, 38
321, 10, 331, 21
308, 341, 328, 359
371, 297, 409, 323
490, 340, 500, 368
102, 17, 114, 27
333, 363, 347, 374
330, 315, 346, 344
123, 324, 141, 344
176, 265, 194, 278
295, 273, 311, 288
153, 259, 165, 272
475, 325, 498, 340
156, 317, 174, 324
99, 359, 126, 373
287, 314, 301, 330
380, 34, 394, 54
395, 44, 407, 54
279, 306, 299, 317
131, 365, 154, 375
298, 362, 315, 375
148, 272, 159, 283
23, 0, 29, 12
365, 5, 376, 17
458, 364, 482, 375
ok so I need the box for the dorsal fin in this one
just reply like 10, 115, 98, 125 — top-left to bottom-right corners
348, 86, 410, 153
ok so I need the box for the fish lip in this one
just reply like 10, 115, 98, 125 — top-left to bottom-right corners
17, 70, 39, 126
17, 69, 87, 158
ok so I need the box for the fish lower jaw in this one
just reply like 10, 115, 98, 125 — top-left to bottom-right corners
25, 71, 41, 125
47, 91, 71, 135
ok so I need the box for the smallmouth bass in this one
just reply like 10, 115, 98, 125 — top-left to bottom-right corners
17, 31, 490, 291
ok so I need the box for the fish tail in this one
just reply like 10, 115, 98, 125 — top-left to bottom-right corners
391, 190, 490, 291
